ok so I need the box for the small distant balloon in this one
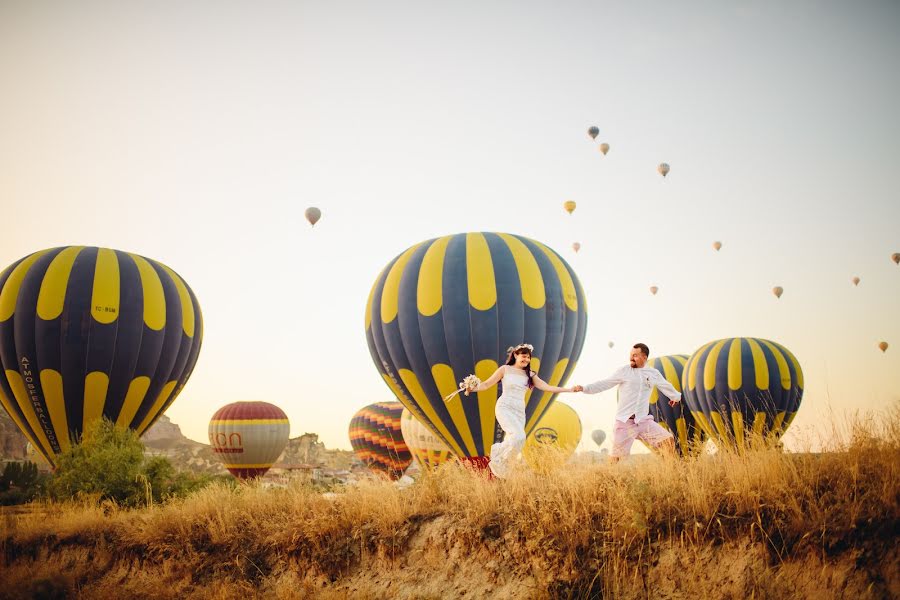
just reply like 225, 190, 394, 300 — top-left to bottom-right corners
591, 429, 606, 447
879, 341, 888, 353
893, 253, 900, 265
713, 241, 722, 252
650, 285, 659, 296
599, 143, 610, 155
572, 242, 581, 253
773, 286, 784, 299
658, 163, 670, 177
563, 200, 576, 215
304, 207, 321, 227
852, 276, 860, 286
588, 126, 599, 140
608, 341, 614, 348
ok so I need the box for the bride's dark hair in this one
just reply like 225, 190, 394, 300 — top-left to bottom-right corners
505, 345, 535, 389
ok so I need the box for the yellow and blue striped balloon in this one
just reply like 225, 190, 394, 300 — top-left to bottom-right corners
0, 247, 203, 466
682, 338, 803, 450
365, 232, 588, 460
645, 354, 707, 457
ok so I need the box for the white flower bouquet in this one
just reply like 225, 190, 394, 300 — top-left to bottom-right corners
443, 374, 482, 402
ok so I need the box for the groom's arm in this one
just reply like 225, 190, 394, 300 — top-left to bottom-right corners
582, 367, 626, 394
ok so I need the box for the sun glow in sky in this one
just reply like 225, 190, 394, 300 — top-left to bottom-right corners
1, 1, 898, 452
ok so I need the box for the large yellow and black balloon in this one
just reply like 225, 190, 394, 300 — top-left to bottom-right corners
365, 232, 588, 461
0, 247, 203, 467
349, 402, 412, 479
682, 338, 803, 450
643, 354, 706, 456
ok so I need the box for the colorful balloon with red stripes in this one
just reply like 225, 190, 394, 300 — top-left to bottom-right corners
349, 402, 411, 479
209, 401, 290, 479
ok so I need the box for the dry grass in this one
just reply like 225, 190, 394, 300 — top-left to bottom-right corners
2, 408, 898, 600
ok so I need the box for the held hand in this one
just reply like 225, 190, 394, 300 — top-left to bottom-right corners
572, 385, 583, 393
668, 397, 681, 407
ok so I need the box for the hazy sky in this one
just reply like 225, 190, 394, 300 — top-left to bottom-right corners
1, 1, 898, 452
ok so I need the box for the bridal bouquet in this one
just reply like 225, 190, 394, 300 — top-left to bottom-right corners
443, 374, 482, 402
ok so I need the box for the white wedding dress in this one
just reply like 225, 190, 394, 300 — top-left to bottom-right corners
489, 366, 530, 478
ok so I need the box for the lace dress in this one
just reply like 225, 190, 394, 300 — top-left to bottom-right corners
489, 367, 530, 478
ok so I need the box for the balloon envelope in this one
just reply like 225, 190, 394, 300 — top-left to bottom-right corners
773, 286, 783, 299
0, 247, 203, 467
588, 126, 599, 140
650, 286, 659, 295
682, 338, 803, 450
599, 143, 609, 155
658, 163, 670, 177
591, 429, 606, 447
641, 354, 707, 456
400, 408, 453, 470
209, 401, 289, 479
608, 341, 614, 349
365, 232, 588, 460
349, 402, 411, 479
879, 341, 889, 353
524, 400, 582, 469
713, 241, 722, 252
852, 276, 860, 286
892, 253, 900, 265
572, 242, 581, 253
305, 207, 321, 226
563, 200, 576, 215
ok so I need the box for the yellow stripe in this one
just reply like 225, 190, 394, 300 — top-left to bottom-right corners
381, 244, 422, 323
746, 338, 769, 390
37, 246, 83, 320
782, 411, 798, 434
0, 386, 48, 460
533, 241, 577, 311
703, 340, 728, 391
770, 341, 802, 390
128, 254, 166, 331
398, 368, 469, 456
82, 372, 109, 431
91, 249, 120, 325
136, 380, 178, 434
659, 356, 682, 393
364, 269, 384, 330
40, 370, 70, 453
692, 411, 716, 440
429, 365, 477, 455
726, 339, 742, 391
115, 377, 151, 428
757, 339, 790, 391
731, 411, 745, 453
524, 359, 568, 432
160, 265, 195, 337
752, 411, 767, 437
0, 250, 51, 322
710, 411, 731, 443
5, 370, 54, 455
466, 234, 496, 311
474, 360, 498, 451
771, 411, 787, 436
687, 341, 715, 391
675, 417, 688, 451
417, 236, 450, 317
209, 419, 290, 425
497, 234, 545, 309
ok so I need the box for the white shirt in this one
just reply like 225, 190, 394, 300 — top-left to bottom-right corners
583, 365, 682, 423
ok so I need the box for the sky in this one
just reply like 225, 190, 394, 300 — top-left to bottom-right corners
1, 1, 898, 453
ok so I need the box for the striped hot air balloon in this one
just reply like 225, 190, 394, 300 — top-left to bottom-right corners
400, 408, 453, 470
349, 402, 411, 479
0, 246, 202, 467
642, 354, 706, 457
209, 401, 290, 479
682, 338, 803, 451
365, 232, 588, 469
524, 400, 582, 470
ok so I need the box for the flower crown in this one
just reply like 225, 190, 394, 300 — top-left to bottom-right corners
507, 343, 534, 354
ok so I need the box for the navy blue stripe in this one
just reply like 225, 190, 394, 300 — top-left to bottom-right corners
157, 282, 204, 421
484, 233, 524, 359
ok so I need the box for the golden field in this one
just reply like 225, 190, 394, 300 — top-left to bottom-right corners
1, 410, 898, 600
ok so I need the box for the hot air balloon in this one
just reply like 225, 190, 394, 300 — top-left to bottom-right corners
524, 400, 582, 470
0, 247, 203, 467
209, 401, 289, 480
563, 200, 576, 215
349, 402, 411, 479
772, 286, 783, 299
621, 354, 706, 457
879, 341, 889, 353
892, 253, 900, 265
365, 232, 588, 471
400, 408, 453, 470
713, 241, 722, 252
572, 242, 581, 253
587, 126, 599, 140
658, 163, 670, 177
305, 207, 321, 227
599, 143, 610, 155
681, 338, 803, 451
650, 286, 659, 296
852, 276, 860, 286
608, 341, 614, 349
591, 429, 606, 447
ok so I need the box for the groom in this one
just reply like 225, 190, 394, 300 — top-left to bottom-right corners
573, 343, 680, 463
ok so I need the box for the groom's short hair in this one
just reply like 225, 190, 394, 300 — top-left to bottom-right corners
633, 343, 649, 356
